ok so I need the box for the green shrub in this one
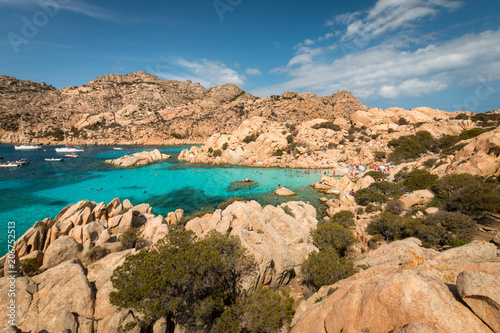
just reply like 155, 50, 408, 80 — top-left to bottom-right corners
355, 187, 388, 206
384, 199, 405, 215
312, 223, 356, 256
388, 139, 424, 163
213, 149, 222, 157
85, 246, 110, 263
373, 151, 386, 161
432, 174, 500, 214
397, 117, 409, 125
424, 211, 476, 244
235, 286, 294, 333
110, 231, 255, 332
403, 169, 438, 191
437, 135, 460, 151
365, 203, 378, 213
218, 197, 244, 210
454, 113, 469, 120
210, 309, 239, 333
394, 170, 409, 182
364, 170, 387, 181
301, 249, 355, 289
286, 134, 294, 143
443, 142, 467, 155
282, 205, 296, 218
222, 142, 229, 150
242, 133, 259, 143
331, 210, 355, 228
368, 210, 478, 247
118, 228, 141, 249
208, 147, 214, 154
312, 121, 341, 131
367, 213, 423, 242
48, 127, 64, 141
171, 132, 184, 139
20, 258, 39, 275
388, 131, 438, 163
422, 158, 436, 169
273, 149, 284, 156
447, 181, 500, 215
459, 128, 487, 140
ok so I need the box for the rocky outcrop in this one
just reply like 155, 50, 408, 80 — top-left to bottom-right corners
0, 73, 368, 146
178, 116, 388, 169
446, 126, 500, 177
291, 238, 500, 333
185, 200, 319, 289
105, 149, 171, 167
275, 187, 296, 197
457, 270, 500, 332
399, 189, 435, 209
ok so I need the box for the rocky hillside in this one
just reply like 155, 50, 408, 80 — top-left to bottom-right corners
179, 110, 500, 178
1, 197, 499, 332
0, 198, 320, 331
0, 72, 367, 145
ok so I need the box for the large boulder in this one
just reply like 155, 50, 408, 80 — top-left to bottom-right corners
40, 235, 82, 270
457, 270, 500, 332
14, 218, 53, 257
292, 269, 493, 333
1, 259, 94, 332
87, 250, 135, 321
105, 149, 171, 167
399, 190, 435, 209
185, 201, 319, 289
446, 127, 500, 177
275, 187, 296, 197
291, 238, 498, 333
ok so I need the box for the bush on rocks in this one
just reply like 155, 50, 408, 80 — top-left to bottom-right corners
403, 169, 438, 191
312, 223, 356, 256
331, 210, 355, 228
301, 249, 355, 290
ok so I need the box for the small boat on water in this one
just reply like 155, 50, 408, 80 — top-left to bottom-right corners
14, 116, 41, 150
55, 120, 84, 153
65, 154, 79, 158
45, 158, 63, 162
15, 158, 29, 165
113, 147, 124, 150
0, 161, 21, 167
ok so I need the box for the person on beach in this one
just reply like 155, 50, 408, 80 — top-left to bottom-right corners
277, 184, 281, 189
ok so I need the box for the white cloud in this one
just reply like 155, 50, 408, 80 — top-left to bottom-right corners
379, 79, 447, 99
252, 29, 500, 100
152, 58, 245, 87
245, 68, 261, 76
339, 0, 464, 42
0, 0, 123, 22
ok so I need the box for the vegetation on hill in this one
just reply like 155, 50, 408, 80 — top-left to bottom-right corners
360, 169, 500, 248
110, 230, 294, 332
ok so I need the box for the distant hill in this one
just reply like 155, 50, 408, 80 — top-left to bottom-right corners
0, 71, 368, 145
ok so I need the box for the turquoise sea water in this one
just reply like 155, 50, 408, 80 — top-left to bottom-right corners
0, 145, 333, 255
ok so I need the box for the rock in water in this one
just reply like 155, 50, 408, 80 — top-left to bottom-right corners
106, 149, 170, 167
275, 187, 296, 197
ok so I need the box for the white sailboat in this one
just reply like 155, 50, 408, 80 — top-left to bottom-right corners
14, 116, 41, 150
55, 120, 84, 153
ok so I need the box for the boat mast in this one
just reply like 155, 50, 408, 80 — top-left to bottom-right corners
62, 119, 68, 147
20, 116, 26, 145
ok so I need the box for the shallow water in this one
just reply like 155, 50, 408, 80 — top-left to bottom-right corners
1, 144, 336, 255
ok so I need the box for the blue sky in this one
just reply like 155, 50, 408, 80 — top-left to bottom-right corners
1, 0, 499, 112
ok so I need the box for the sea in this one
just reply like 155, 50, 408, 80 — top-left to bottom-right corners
1, 144, 336, 255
